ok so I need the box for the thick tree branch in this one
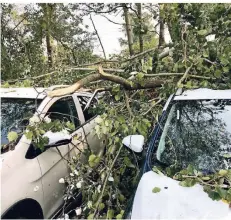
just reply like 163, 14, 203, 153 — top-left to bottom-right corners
48, 66, 164, 97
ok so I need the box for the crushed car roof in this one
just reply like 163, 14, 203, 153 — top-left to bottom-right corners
0, 87, 93, 99
174, 88, 231, 100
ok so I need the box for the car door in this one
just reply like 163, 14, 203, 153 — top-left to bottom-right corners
76, 95, 106, 156
37, 96, 82, 218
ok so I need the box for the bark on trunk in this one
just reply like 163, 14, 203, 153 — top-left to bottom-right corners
158, 4, 165, 48
123, 4, 134, 56
136, 3, 143, 53
45, 3, 52, 68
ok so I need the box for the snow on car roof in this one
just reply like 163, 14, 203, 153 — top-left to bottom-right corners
174, 88, 231, 100
0, 87, 93, 99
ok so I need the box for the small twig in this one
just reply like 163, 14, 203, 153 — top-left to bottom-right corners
181, 175, 228, 188
203, 58, 217, 65
142, 98, 162, 116
177, 64, 193, 87
100, 14, 126, 26
124, 90, 134, 118
93, 144, 124, 218
144, 72, 216, 80
90, 14, 107, 60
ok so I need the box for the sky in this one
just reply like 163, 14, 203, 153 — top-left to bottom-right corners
83, 13, 125, 58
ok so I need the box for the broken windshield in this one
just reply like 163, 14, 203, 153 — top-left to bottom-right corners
1, 98, 42, 148
156, 99, 231, 173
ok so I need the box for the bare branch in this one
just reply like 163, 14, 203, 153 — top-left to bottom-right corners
100, 14, 125, 26
177, 64, 193, 87
90, 14, 107, 60
68, 67, 123, 73
82, 4, 123, 14
142, 98, 163, 116
48, 66, 164, 97
124, 90, 134, 118
144, 73, 215, 80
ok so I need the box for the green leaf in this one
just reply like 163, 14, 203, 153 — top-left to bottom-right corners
179, 178, 197, 187
106, 209, 114, 219
218, 170, 228, 176
119, 194, 125, 202
222, 153, 231, 158
201, 176, 210, 181
152, 166, 164, 175
186, 164, 194, 175
115, 95, 120, 101
102, 126, 108, 134
152, 187, 161, 193
214, 69, 221, 78
216, 187, 227, 198
220, 57, 229, 65
124, 157, 135, 168
116, 214, 123, 219
89, 154, 96, 162
99, 203, 105, 211
201, 80, 208, 87
186, 80, 192, 88
66, 121, 75, 131
208, 190, 221, 201
87, 214, 94, 219
105, 120, 109, 126
7, 131, 18, 142
137, 72, 144, 79
95, 117, 103, 124
88, 154, 100, 167
223, 66, 229, 73
25, 131, 33, 140
198, 29, 208, 36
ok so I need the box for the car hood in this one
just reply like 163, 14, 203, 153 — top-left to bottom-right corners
131, 171, 231, 219
0, 150, 14, 163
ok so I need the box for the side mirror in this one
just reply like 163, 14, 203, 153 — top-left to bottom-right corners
43, 130, 72, 147
122, 135, 144, 153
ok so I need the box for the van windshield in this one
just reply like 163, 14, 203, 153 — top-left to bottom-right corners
1, 98, 42, 148
156, 99, 231, 173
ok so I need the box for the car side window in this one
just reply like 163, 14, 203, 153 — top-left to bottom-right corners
25, 97, 80, 159
47, 96, 80, 128
77, 96, 97, 122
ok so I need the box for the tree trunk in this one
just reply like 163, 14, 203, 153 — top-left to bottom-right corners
136, 3, 143, 53
158, 4, 165, 48
44, 3, 53, 68
122, 4, 134, 56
